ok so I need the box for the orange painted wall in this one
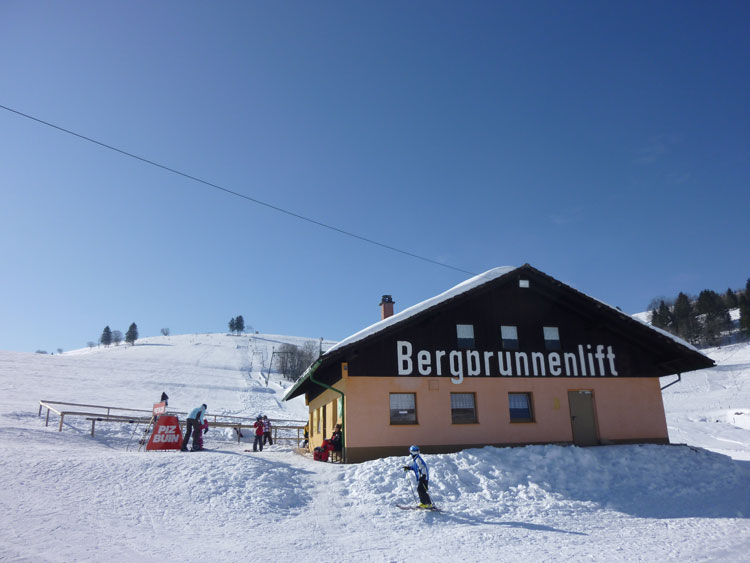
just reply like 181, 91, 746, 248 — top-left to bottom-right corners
338, 375, 668, 449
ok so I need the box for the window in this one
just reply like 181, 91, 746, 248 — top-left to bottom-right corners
451, 393, 477, 424
509, 393, 534, 422
501, 325, 518, 350
456, 324, 475, 349
390, 393, 417, 425
543, 326, 561, 351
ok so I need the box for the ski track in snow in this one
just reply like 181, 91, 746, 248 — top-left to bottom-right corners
1, 334, 749, 562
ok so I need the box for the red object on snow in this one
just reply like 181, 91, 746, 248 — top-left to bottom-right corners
146, 415, 183, 451
152, 401, 167, 416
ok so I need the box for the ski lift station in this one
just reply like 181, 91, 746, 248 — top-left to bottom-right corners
284, 264, 714, 464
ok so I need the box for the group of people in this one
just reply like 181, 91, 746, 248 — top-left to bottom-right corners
252, 414, 273, 452
170, 393, 434, 509
179, 405, 276, 453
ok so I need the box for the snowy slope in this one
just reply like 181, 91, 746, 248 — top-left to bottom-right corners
0, 334, 748, 562
662, 341, 750, 461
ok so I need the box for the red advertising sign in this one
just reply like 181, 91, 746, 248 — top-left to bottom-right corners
153, 401, 167, 416
146, 415, 183, 451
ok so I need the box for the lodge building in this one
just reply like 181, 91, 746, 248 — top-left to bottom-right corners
284, 264, 714, 463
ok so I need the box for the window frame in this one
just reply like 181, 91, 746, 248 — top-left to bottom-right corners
543, 326, 561, 351
389, 392, 418, 425
501, 325, 519, 350
456, 324, 475, 349
450, 392, 478, 424
508, 392, 534, 423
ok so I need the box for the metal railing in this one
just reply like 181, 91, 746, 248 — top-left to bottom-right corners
38, 399, 307, 446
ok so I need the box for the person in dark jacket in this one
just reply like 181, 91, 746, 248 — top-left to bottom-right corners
252, 416, 264, 452
330, 424, 342, 452
402, 445, 433, 508
181, 404, 207, 452
262, 415, 273, 446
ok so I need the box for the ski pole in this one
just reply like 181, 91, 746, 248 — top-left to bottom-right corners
405, 471, 418, 504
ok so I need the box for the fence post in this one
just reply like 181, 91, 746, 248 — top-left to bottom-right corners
58, 414, 64, 432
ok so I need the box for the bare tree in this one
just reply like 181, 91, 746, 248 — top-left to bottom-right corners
87, 341, 96, 349
112, 330, 123, 346
161, 328, 170, 336
277, 341, 318, 381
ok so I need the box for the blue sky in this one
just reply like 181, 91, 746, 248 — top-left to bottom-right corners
1, 1, 748, 353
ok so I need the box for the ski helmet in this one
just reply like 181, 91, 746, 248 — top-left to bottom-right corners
409, 445, 420, 455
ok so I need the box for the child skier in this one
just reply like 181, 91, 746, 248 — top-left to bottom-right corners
402, 445, 433, 509
196, 418, 209, 450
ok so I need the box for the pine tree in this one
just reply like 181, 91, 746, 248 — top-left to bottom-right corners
649, 307, 661, 327
125, 323, 139, 346
673, 293, 697, 343
696, 290, 730, 347
100, 326, 112, 347
657, 301, 673, 331
724, 288, 739, 310
740, 279, 750, 336
229, 317, 237, 334
235, 315, 245, 334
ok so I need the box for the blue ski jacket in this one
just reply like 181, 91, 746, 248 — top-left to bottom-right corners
188, 405, 206, 423
405, 454, 429, 483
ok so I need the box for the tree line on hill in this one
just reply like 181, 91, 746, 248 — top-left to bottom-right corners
98, 323, 139, 347
229, 315, 252, 335
649, 279, 750, 347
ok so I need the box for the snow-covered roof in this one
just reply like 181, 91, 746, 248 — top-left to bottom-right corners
323, 266, 518, 356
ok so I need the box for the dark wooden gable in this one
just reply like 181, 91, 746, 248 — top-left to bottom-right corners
285, 264, 714, 401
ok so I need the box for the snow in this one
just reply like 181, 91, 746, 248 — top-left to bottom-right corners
325, 265, 705, 358
1, 332, 749, 561
324, 266, 516, 355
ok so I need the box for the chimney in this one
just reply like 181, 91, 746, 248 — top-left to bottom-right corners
379, 295, 394, 320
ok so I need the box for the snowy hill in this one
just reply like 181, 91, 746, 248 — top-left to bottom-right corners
0, 333, 749, 561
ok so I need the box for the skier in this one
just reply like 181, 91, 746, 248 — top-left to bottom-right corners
402, 445, 433, 509
181, 403, 207, 452
262, 415, 273, 446
252, 415, 264, 452
196, 418, 209, 450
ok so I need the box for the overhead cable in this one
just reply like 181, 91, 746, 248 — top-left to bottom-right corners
0, 103, 475, 276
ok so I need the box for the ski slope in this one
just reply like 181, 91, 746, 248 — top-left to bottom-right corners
0, 333, 748, 562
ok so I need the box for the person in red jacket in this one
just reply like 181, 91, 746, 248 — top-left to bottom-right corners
252, 415, 264, 452
196, 418, 209, 450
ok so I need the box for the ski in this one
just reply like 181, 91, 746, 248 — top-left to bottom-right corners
396, 504, 442, 512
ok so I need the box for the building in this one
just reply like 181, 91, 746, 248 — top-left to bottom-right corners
284, 264, 714, 463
